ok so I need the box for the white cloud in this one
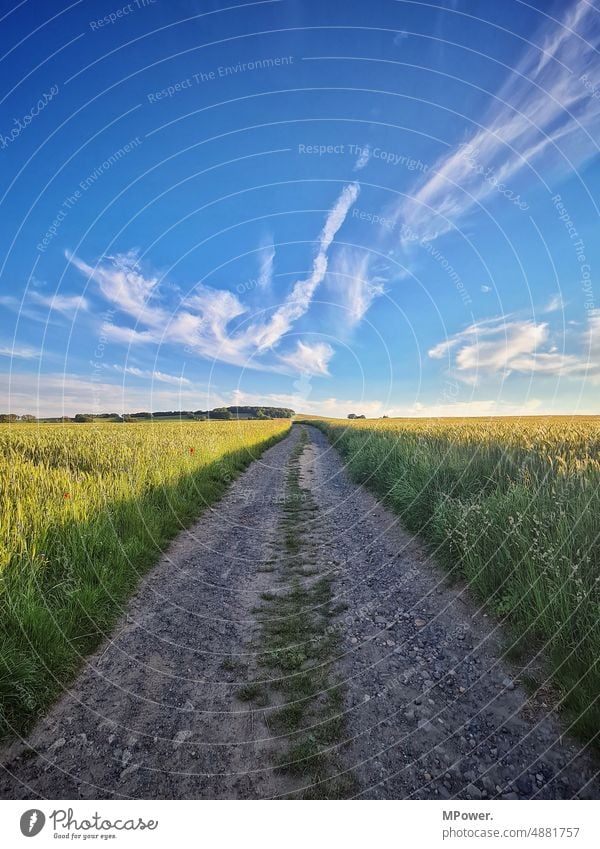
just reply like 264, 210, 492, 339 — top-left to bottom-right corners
68, 184, 360, 375
543, 292, 566, 313
67, 250, 165, 327
0, 343, 41, 359
229, 391, 551, 419
29, 292, 89, 316
110, 364, 191, 385
429, 310, 600, 383
388, 0, 600, 242
277, 341, 334, 376
248, 182, 361, 352
0, 291, 89, 324
353, 145, 371, 171
256, 236, 275, 289
327, 247, 386, 327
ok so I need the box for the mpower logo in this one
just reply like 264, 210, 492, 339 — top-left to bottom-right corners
20, 809, 46, 837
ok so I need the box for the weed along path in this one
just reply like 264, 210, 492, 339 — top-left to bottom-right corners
0, 425, 598, 799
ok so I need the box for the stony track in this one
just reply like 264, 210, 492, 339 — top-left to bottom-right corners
1, 424, 598, 799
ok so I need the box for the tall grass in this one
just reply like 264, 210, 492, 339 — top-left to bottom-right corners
0, 419, 290, 738
306, 416, 600, 741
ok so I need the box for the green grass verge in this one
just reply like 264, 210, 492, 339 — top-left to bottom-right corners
0, 426, 290, 739
303, 419, 600, 745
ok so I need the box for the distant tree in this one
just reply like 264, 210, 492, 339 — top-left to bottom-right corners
210, 407, 233, 420
347, 413, 357, 419
357, 414, 366, 419
74, 414, 94, 423
194, 414, 207, 421
225, 406, 293, 419
0, 413, 18, 423
20, 414, 37, 422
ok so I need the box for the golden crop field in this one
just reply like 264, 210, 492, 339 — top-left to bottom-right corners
306, 415, 600, 737
0, 419, 290, 736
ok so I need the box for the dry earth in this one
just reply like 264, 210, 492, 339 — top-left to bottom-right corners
1, 424, 598, 799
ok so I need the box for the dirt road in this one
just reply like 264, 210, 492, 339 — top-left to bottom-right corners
1, 424, 598, 799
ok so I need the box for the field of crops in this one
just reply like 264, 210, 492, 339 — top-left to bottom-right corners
0, 419, 290, 737
307, 416, 600, 740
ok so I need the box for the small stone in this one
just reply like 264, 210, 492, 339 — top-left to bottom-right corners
415, 618, 426, 627
350, 637, 358, 644
173, 730, 193, 747
119, 763, 139, 780
502, 677, 515, 690
466, 783, 482, 799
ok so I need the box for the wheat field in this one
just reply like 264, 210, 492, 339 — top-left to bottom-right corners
305, 415, 600, 740
0, 419, 290, 737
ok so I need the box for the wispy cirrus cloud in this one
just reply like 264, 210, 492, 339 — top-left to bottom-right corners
277, 340, 334, 376
69, 184, 360, 376
256, 235, 275, 289
543, 292, 567, 313
353, 145, 370, 171
1, 291, 89, 323
248, 182, 361, 352
0, 343, 41, 359
389, 0, 600, 242
327, 247, 386, 328
109, 364, 191, 385
29, 292, 89, 316
67, 249, 165, 328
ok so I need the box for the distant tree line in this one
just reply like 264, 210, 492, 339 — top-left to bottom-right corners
1, 406, 295, 423
0, 414, 37, 422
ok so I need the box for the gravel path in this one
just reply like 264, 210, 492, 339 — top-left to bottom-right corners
1, 424, 598, 799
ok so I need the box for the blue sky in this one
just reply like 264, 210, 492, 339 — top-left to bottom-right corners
1, 0, 599, 417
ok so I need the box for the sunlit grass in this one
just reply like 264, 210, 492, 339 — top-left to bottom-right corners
304, 415, 600, 743
0, 419, 290, 737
